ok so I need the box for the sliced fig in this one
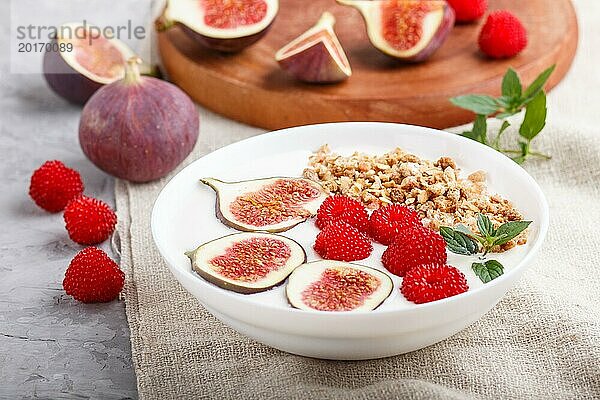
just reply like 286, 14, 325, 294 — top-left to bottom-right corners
200, 177, 328, 232
157, 0, 279, 52
43, 22, 157, 104
186, 232, 306, 294
275, 12, 352, 83
336, 0, 455, 62
287, 261, 393, 312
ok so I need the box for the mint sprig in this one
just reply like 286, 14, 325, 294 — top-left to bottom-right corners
450, 65, 555, 164
440, 214, 531, 283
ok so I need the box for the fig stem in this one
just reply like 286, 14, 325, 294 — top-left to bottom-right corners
155, 14, 175, 32
199, 178, 223, 191
123, 57, 143, 84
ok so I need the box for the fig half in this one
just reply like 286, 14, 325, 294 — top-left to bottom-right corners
201, 177, 328, 232
286, 261, 393, 312
43, 22, 157, 104
275, 12, 352, 83
157, 0, 279, 52
336, 0, 455, 62
186, 232, 306, 294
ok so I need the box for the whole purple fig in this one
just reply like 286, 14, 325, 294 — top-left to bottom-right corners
79, 57, 199, 182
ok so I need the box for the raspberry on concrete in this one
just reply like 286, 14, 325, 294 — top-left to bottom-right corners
63, 247, 124, 303
64, 195, 117, 245
29, 160, 84, 212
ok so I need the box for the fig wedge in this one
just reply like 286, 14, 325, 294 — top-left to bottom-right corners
200, 177, 328, 232
336, 0, 455, 62
286, 261, 393, 312
157, 0, 279, 52
275, 12, 352, 83
186, 232, 306, 294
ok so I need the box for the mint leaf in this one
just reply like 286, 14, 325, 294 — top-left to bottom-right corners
511, 141, 529, 164
472, 260, 504, 283
455, 224, 486, 245
461, 114, 488, 144
472, 114, 488, 143
450, 95, 499, 116
462, 130, 482, 141
493, 120, 512, 149
455, 224, 476, 237
495, 96, 513, 108
448, 65, 553, 164
502, 68, 522, 100
498, 120, 511, 136
523, 65, 556, 101
512, 155, 526, 164
476, 213, 495, 237
519, 141, 529, 155
493, 221, 531, 246
440, 227, 480, 255
519, 91, 547, 141
496, 111, 518, 119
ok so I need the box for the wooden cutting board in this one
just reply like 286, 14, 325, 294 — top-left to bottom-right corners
157, 0, 578, 130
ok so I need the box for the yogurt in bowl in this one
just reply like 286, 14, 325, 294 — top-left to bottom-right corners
151, 122, 548, 360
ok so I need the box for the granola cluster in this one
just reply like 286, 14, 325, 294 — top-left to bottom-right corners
303, 145, 527, 251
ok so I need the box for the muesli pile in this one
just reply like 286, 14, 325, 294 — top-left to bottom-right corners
303, 145, 527, 251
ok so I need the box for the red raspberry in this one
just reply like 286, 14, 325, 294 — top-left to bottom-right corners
64, 195, 117, 245
63, 247, 124, 303
478, 11, 527, 58
447, 0, 487, 22
29, 160, 84, 212
401, 264, 468, 304
315, 195, 369, 233
369, 204, 422, 245
314, 221, 373, 261
381, 225, 447, 276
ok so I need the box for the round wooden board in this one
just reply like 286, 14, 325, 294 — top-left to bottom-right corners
158, 0, 577, 130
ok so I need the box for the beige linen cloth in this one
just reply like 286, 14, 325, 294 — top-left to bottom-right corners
115, 1, 600, 398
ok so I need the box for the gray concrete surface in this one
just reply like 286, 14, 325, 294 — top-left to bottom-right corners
0, 22, 138, 400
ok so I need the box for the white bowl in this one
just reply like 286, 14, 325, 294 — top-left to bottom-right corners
151, 122, 549, 360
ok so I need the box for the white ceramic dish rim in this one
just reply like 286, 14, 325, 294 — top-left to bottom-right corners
151, 122, 549, 320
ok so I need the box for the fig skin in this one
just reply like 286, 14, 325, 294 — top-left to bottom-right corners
276, 12, 351, 83
337, 0, 455, 62
180, 24, 274, 53
79, 58, 199, 182
43, 38, 103, 105
155, 0, 278, 53
278, 42, 348, 83
403, 7, 455, 63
